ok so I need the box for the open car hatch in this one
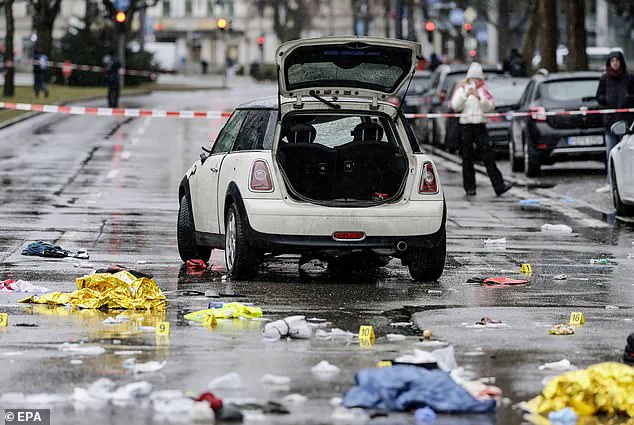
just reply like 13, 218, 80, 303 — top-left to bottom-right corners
276, 37, 422, 101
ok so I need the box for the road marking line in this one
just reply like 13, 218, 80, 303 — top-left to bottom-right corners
106, 169, 120, 180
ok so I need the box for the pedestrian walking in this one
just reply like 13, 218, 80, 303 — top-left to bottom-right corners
451, 62, 512, 197
32, 50, 49, 98
103, 54, 121, 108
429, 53, 442, 72
595, 50, 634, 193
502, 48, 528, 77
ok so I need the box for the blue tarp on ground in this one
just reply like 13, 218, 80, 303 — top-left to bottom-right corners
342, 365, 496, 413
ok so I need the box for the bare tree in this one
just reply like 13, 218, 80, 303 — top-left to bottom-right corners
266, 0, 319, 43
30, 0, 62, 57
538, 0, 557, 72
565, 0, 587, 71
521, 0, 540, 72
3, 0, 15, 97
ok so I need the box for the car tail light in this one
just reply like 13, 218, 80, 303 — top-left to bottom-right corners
529, 106, 547, 122
419, 161, 438, 194
438, 90, 446, 103
387, 96, 401, 107
333, 231, 365, 240
249, 160, 273, 192
536, 143, 548, 150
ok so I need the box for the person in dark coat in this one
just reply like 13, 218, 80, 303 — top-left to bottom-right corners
429, 53, 442, 72
502, 49, 527, 77
103, 54, 122, 108
595, 50, 634, 191
32, 49, 49, 98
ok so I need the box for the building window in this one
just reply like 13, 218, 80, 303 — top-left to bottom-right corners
185, 0, 192, 16
206, 0, 213, 16
162, 0, 170, 17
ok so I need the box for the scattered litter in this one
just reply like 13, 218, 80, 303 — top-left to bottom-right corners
394, 349, 436, 365
422, 329, 433, 339
189, 401, 216, 422
194, 392, 223, 413
282, 393, 307, 404
22, 241, 90, 259
540, 224, 573, 233
208, 372, 244, 390
60, 343, 105, 356
386, 334, 407, 342
330, 397, 343, 407
184, 302, 262, 322
553, 274, 568, 280
315, 328, 355, 340
0, 279, 51, 293
331, 406, 369, 423
186, 259, 208, 276
73, 262, 95, 269
520, 199, 540, 206
527, 362, 634, 418
111, 381, 153, 404
549, 324, 575, 335
19, 271, 166, 310
538, 359, 576, 371
548, 407, 578, 425
152, 392, 196, 416
414, 406, 436, 424
312, 360, 340, 377
343, 365, 496, 413
114, 350, 143, 356
605, 305, 619, 310
390, 322, 413, 328
394, 346, 457, 371
484, 238, 506, 250
463, 351, 486, 356
262, 316, 311, 341
589, 258, 610, 265
123, 358, 167, 374
261, 374, 291, 386
14, 323, 38, 327
426, 289, 442, 294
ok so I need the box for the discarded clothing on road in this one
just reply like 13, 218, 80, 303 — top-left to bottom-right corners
0, 279, 50, 293
186, 259, 208, 276
184, 302, 262, 322
526, 362, 634, 417
21, 241, 89, 259
342, 365, 496, 413
467, 277, 528, 287
18, 271, 167, 310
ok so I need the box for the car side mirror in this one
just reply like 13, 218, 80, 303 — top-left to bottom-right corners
611, 121, 629, 137
200, 145, 212, 164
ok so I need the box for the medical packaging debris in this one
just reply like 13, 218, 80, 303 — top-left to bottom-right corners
526, 362, 634, 417
18, 271, 166, 310
393, 346, 457, 372
589, 258, 610, 265
312, 360, 341, 377
262, 316, 311, 341
0, 279, 51, 293
208, 372, 244, 390
549, 324, 575, 336
484, 238, 506, 250
261, 374, 291, 386
123, 358, 167, 374
540, 224, 573, 233
553, 274, 568, 280
315, 328, 355, 340
343, 365, 496, 413
282, 394, 307, 404
184, 302, 262, 322
415, 406, 436, 424
60, 343, 106, 356
538, 359, 576, 371
548, 407, 578, 425
22, 241, 89, 259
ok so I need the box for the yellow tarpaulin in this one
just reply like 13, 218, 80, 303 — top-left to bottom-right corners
184, 302, 262, 322
527, 362, 634, 418
18, 271, 167, 311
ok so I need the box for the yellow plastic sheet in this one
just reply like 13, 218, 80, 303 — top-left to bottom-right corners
184, 302, 262, 322
527, 362, 634, 418
18, 271, 167, 311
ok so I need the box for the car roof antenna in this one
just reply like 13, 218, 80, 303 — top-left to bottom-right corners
395, 69, 415, 117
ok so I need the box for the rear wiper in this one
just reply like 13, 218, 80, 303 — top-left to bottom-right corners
308, 90, 341, 109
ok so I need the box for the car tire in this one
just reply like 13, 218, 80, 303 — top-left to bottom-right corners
510, 137, 524, 172
177, 195, 211, 263
524, 139, 541, 177
408, 229, 446, 282
224, 203, 260, 280
612, 166, 633, 216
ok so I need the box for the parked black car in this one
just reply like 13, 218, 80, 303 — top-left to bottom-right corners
510, 72, 603, 176
485, 77, 529, 153
390, 70, 432, 136
419, 64, 504, 148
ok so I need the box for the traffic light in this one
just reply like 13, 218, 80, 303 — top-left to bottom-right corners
115, 11, 127, 32
425, 21, 435, 43
217, 17, 228, 31
256, 35, 265, 47
469, 49, 477, 58
464, 23, 472, 33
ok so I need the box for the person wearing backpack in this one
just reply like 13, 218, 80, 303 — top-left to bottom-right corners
32, 50, 49, 98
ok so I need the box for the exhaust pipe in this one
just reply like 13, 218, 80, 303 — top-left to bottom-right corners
396, 241, 408, 252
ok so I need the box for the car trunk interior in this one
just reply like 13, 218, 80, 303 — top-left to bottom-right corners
276, 113, 409, 205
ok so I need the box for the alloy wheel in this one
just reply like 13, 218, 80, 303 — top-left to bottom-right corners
225, 210, 237, 271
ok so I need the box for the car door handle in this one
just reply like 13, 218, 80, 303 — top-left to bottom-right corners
210, 167, 218, 173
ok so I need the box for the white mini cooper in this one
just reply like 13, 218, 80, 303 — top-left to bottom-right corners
177, 37, 447, 281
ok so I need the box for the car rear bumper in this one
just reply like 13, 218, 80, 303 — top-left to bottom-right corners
529, 124, 605, 161
241, 198, 446, 253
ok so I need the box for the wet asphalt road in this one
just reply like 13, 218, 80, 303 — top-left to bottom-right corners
0, 80, 633, 425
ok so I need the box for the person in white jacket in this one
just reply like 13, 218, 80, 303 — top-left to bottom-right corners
451, 62, 512, 197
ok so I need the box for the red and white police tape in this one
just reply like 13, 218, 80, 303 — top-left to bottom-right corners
0, 101, 633, 120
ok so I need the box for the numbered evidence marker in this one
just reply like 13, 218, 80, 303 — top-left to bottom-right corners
358, 325, 375, 342
156, 322, 170, 336
569, 312, 585, 326
520, 263, 533, 274
203, 314, 217, 327
376, 360, 392, 368
0, 313, 7, 327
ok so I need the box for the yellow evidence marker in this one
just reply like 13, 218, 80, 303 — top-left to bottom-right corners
156, 321, 171, 336
520, 263, 533, 274
569, 312, 584, 326
0, 313, 8, 327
